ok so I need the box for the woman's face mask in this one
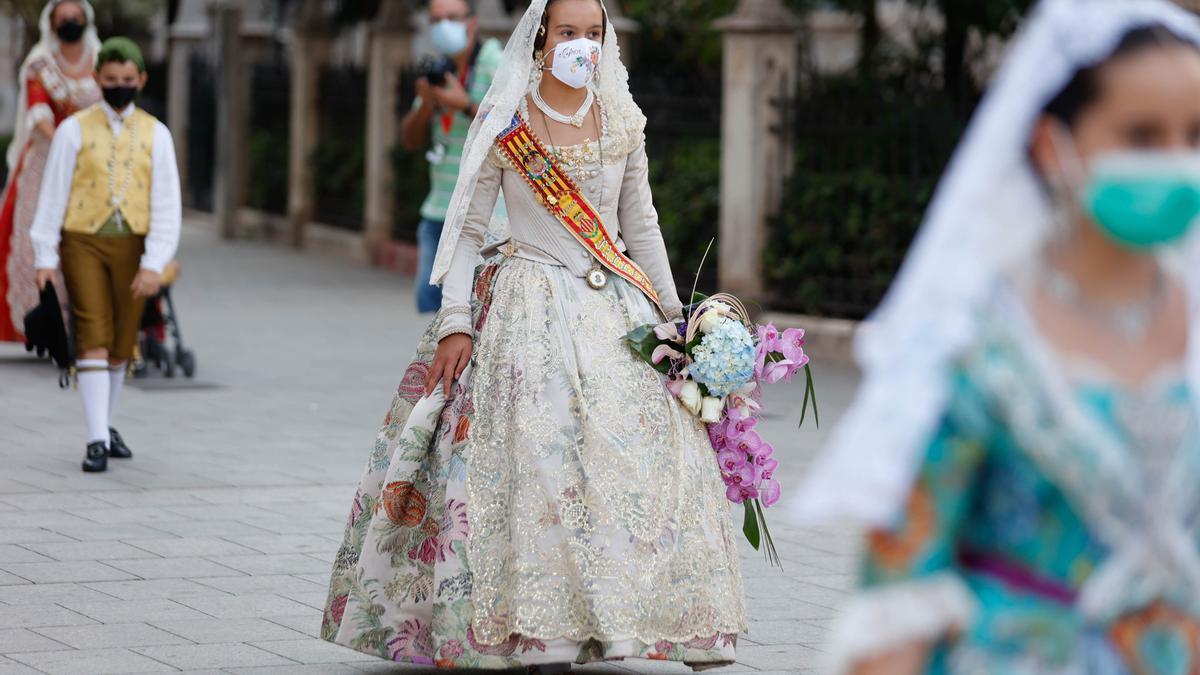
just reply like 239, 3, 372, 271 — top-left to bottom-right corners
549, 38, 601, 89
1054, 126, 1200, 250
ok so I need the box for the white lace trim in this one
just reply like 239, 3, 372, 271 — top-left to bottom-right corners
827, 573, 978, 675
24, 103, 53, 132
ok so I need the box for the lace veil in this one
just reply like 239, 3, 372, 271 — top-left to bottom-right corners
429, 0, 646, 285
7, 0, 101, 170
790, 0, 1200, 527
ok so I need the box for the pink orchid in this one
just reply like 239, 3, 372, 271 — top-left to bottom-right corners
733, 430, 764, 456
652, 343, 684, 365
725, 408, 758, 440
758, 323, 782, 350
727, 483, 760, 503
781, 327, 809, 367
723, 463, 756, 489
708, 419, 731, 450
717, 449, 746, 473
760, 479, 782, 507
756, 456, 779, 479
753, 444, 775, 463
726, 383, 762, 416
761, 359, 795, 384
654, 321, 682, 342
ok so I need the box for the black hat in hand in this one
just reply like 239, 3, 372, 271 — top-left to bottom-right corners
23, 283, 71, 370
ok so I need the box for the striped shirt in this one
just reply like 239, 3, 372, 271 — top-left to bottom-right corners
416, 38, 504, 222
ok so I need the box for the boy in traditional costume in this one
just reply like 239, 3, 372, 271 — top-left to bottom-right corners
30, 37, 181, 473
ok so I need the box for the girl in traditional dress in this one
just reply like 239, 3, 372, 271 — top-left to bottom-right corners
0, 0, 101, 342
321, 0, 746, 672
792, 0, 1200, 672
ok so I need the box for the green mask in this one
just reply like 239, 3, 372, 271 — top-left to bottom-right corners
1080, 152, 1200, 250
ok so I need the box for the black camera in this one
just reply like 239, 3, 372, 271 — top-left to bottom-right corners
417, 56, 458, 87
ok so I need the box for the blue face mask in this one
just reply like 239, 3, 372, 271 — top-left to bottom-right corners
430, 19, 469, 56
1081, 152, 1200, 250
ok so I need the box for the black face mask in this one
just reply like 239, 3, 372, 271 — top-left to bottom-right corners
55, 20, 85, 44
102, 85, 138, 110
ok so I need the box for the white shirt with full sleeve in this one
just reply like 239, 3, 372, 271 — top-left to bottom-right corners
30, 101, 182, 274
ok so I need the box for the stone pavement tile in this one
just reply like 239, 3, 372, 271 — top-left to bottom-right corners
228, 666, 366, 675
151, 618, 307, 644
33, 623, 191, 649
746, 597, 832, 622
0, 656, 41, 674
104, 556, 245, 579
277, 588, 327, 610
305, 549, 336, 564
0, 528, 71, 545
83, 578, 230, 601
0, 629, 69, 653
64, 506, 187, 525
0, 546, 52, 565
250, 638, 379, 664
163, 505, 281, 522
0, 572, 28, 587
174, 593, 315, 620
735, 643, 824, 672
206, 554, 330, 576
224, 534, 337, 555
0, 583, 118, 605
0, 481, 39, 497
3, 471, 131, 494
131, 643, 295, 669
187, 486, 350, 507
24, 540, 162, 562
798, 574, 854, 592
43, 523, 169, 542
125, 537, 260, 558
247, 516, 346, 536
193, 574, 323, 596
744, 619, 829, 648
90, 490, 210, 508
0, 561, 135, 584
9, 647, 177, 673
0, 605, 96, 629
146, 520, 275, 538
61, 598, 213, 624
263, 615, 321, 639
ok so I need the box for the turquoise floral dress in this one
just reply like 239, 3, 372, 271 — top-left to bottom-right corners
840, 301, 1200, 674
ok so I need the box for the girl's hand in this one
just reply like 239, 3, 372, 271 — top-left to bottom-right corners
426, 333, 473, 397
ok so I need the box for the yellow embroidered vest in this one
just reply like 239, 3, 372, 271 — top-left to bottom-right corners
62, 105, 156, 235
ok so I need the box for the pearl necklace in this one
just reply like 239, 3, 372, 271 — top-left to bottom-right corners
107, 112, 137, 230
1044, 263, 1167, 343
532, 85, 593, 128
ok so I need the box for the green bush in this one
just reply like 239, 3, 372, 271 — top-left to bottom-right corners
247, 127, 289, 215
312, 132, 366, 230
648, 138, 721, 295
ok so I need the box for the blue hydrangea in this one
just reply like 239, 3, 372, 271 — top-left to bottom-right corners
690, 317, 757, 397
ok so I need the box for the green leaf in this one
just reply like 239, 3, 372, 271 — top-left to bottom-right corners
624, 323, 676, 375
742, 501, 761, 550
755, 499, 782, 569
799, 363, 820, 429
690, 292, 710, 305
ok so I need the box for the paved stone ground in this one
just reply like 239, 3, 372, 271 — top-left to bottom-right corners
0, 220, 861, 675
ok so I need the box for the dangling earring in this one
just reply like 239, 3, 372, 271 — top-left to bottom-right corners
534, 50, 545, 82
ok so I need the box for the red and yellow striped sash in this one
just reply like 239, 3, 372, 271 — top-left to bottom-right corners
496, 116, 662, 310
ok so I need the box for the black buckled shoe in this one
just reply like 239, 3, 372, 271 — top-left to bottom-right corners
108, 428, 133, 459
82, 441, 108, 473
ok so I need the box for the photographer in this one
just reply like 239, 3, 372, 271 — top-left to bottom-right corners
401, 0, 502, 314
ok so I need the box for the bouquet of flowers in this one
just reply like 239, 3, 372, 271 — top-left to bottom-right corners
625, 293, 817, 566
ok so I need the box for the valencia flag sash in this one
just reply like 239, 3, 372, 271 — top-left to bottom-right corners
495, 115, 662, 311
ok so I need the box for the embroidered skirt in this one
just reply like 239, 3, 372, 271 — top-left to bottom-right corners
321, 257, 746, 669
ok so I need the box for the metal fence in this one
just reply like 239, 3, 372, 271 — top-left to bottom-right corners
248, 62, 291, 215
314, 65, 367, 230
186, 56, 217, 213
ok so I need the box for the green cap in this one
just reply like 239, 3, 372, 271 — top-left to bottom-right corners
97, 37, 146, 73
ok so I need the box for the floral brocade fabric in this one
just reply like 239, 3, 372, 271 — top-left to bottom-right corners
321, 259, 746, 669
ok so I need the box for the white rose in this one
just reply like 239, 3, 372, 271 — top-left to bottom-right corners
697, 304, 733, 334
700, 396, 725, 424
679, 380, 702, 416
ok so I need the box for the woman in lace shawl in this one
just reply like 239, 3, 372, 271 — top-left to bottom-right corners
791, 0, 1200, 673
0, 0, 100, 342
320, 0, 746, 671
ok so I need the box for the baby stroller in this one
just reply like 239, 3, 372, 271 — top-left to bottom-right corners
134, 261, 197, 379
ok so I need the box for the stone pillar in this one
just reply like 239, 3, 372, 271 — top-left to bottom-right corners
605, 0, 639, 66
714, 0, 800, 299
364, 1, 417, 261
213, 4, 245, 240
166, 0, 210, 203
287, 1, 332, 249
